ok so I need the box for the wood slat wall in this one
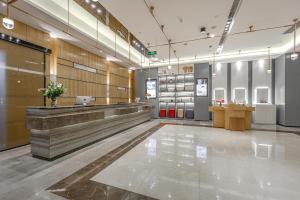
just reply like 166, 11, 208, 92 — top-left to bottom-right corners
0, 14, 133, 106
107, 62, 129, 104
51, 40, 130, 106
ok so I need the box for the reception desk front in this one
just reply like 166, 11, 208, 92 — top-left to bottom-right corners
209, 105, 255, 131
26, 103, 152, 159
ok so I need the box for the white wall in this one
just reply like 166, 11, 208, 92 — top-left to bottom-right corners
231, 61, 248, 103
252, 59, 272, 104
212, 63, 227, 102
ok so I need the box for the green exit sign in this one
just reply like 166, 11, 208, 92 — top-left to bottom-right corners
148, 51, 157, 56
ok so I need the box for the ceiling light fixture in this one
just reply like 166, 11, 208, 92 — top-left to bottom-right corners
91, 4, 96, 9
212, 54, 216, 77
267, 47, 272, 73
91, 0, 98, 2
49, 33, 57, 38
200, 27, 206, 34
216, 45, 223, 54
291, 18, 298, 61
85, 0, 91, 3
97, 9, 102, 14
2, 2, 14, 30
168, 40, 172, 70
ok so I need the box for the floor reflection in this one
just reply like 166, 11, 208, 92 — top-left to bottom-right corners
91, 125, 300, 200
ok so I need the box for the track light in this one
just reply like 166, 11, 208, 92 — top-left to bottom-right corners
291, 53, 298, 61
291, 18, 298, 61
200, 27, 206, 34
216, 45, 223, 54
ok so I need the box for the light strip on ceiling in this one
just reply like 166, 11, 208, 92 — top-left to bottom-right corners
216, 0, 242, 54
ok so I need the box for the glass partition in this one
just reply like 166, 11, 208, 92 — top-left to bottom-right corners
24, 0, 149, 66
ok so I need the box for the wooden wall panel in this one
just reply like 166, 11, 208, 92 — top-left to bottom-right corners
129, 70, 135, 102
0, 14, 50, 49
53, 40, 131, 106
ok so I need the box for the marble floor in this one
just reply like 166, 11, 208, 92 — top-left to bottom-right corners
92, 125, 300, 200
1, 121, 300, 200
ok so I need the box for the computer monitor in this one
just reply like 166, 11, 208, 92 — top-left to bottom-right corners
75, 96, 91, 105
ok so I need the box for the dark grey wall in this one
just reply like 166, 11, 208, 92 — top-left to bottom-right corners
275, 54, 286, 125
271, 59, 276, 104
248, 61, 253, 105
135, 68, 159, 118
135, 69, 146, 101
194, 62, 210, 120
227, 63, 231, 103
285, 52, 300, 126
275, 53, 300, 126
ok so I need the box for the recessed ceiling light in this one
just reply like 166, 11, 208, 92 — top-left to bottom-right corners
97, 9, 102, 14
2, 17, 14, 30
1, 2, 6, 6
92, 0, 98, 2
85, 0, 90, 3
91, 4, 96, 9
49, 33, 57, 38
210, 34, 215, 38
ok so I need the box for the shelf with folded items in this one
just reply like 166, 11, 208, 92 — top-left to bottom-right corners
158, 73, 195, 120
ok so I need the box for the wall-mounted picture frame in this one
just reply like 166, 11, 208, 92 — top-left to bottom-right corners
196, 78, 208, 97
145, 79, 157, 99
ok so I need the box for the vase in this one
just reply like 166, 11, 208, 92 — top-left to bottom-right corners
50, 99, 57, 107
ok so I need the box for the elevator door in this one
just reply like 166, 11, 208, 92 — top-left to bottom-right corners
0, 40, 45, 151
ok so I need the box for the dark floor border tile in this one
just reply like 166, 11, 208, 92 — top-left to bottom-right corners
47, 124, 162, 200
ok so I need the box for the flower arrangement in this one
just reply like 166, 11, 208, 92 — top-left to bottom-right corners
42, 82, 65, 107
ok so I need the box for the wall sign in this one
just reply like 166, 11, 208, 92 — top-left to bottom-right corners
196, 78, 208, 97
74, 63, 97, 73
146, 79, 157, 98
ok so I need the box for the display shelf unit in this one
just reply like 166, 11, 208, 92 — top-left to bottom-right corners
158, 73, 194, 119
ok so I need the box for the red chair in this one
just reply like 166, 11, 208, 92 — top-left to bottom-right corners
160, 109, 166, 118
169, 108, 176, 118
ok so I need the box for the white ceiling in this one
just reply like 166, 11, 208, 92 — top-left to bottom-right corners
99, 0, 300, 63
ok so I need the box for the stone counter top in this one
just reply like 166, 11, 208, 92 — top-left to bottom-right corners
26, 102, 151, 116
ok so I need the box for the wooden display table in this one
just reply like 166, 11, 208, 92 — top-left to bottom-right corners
209, 105, 255, 131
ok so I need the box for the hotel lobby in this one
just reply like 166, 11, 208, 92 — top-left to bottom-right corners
0, 0, 300, 199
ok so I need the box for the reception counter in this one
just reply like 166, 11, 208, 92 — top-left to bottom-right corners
26, 103, 152, 159
209, 105, 255, 131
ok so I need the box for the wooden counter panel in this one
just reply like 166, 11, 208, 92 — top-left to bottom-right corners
209, 106, 255, 131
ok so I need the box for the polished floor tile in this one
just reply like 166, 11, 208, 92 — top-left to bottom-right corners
92, 125, 300, 200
